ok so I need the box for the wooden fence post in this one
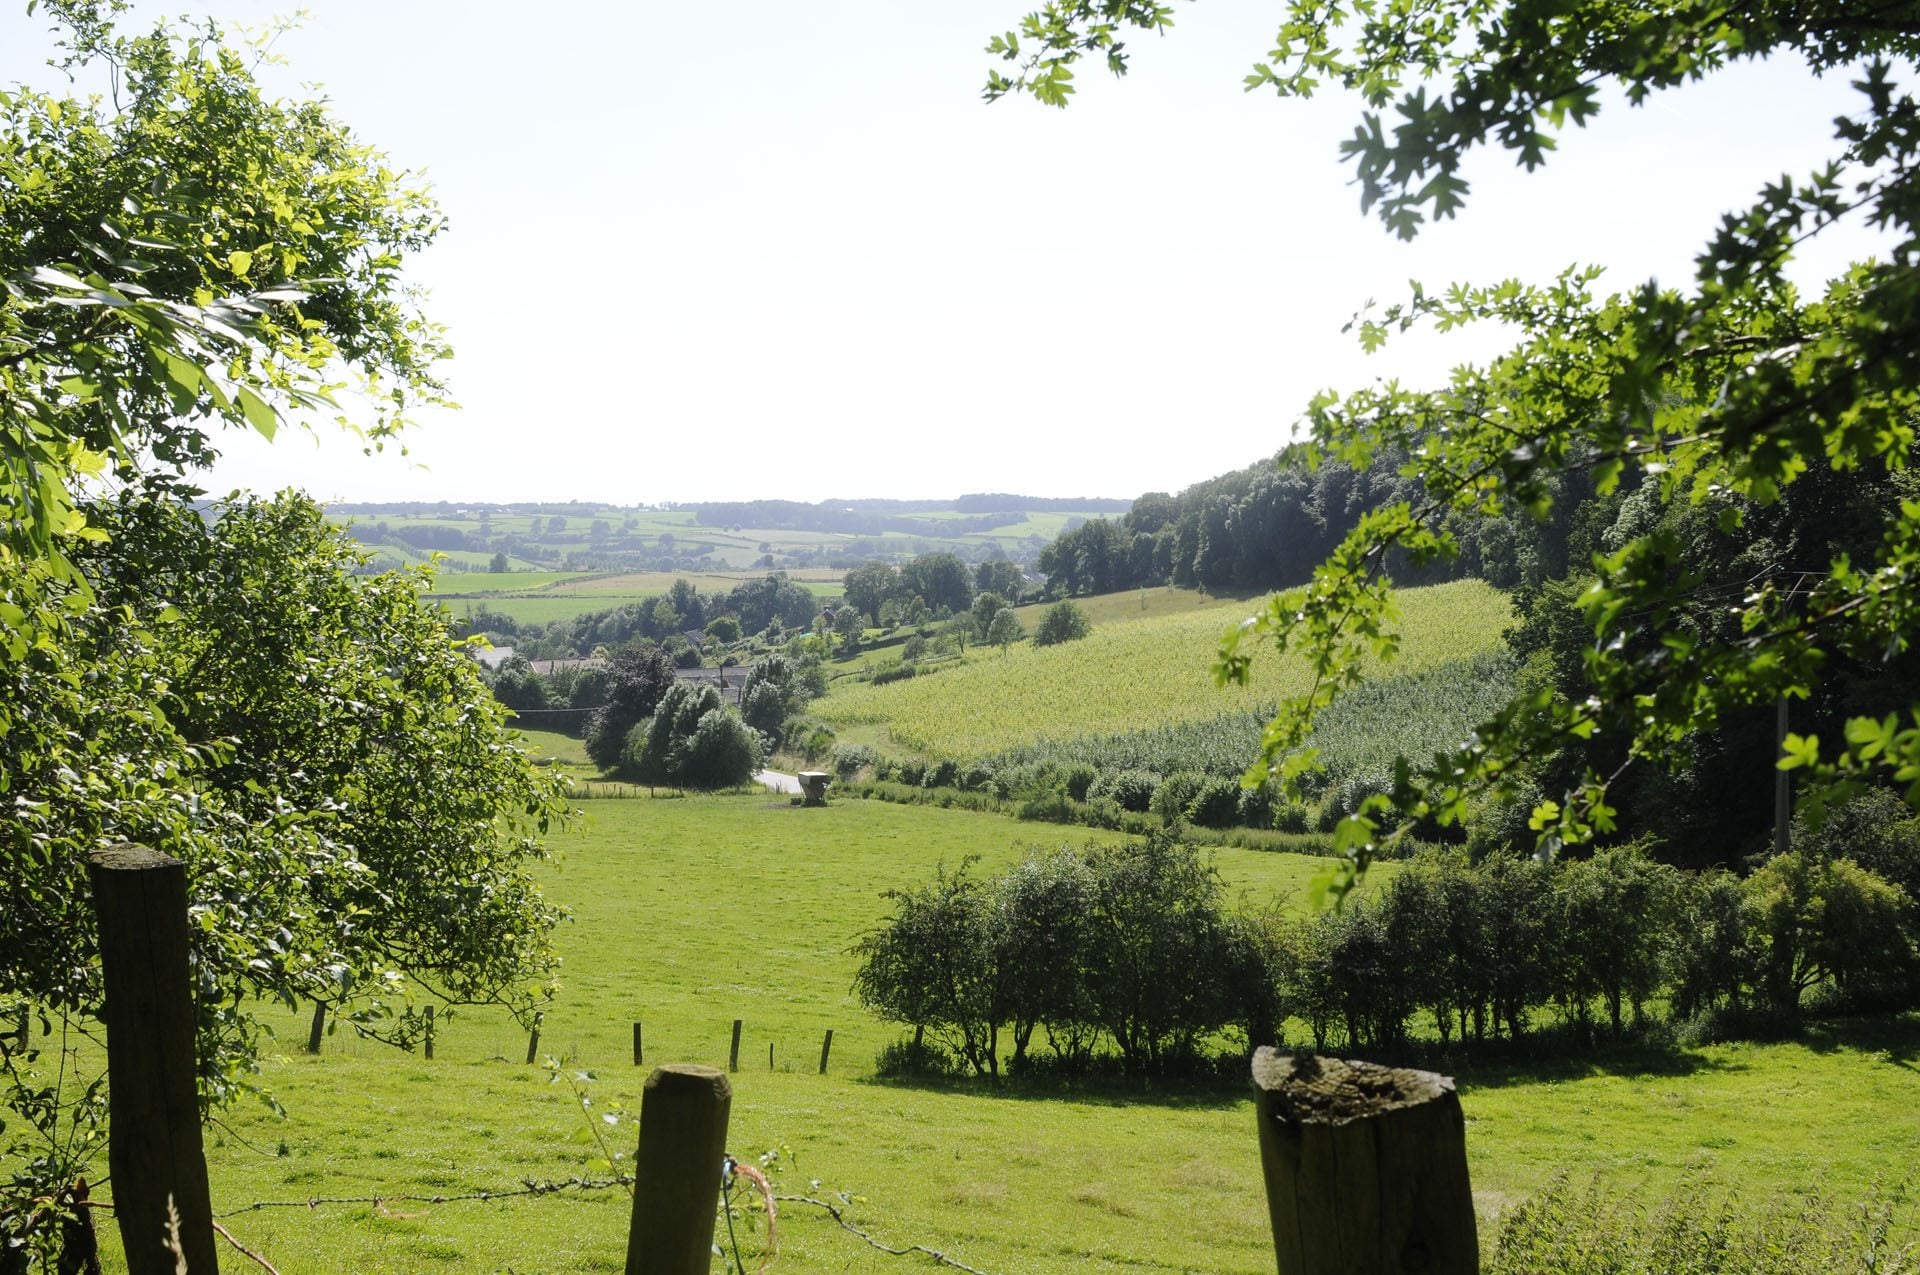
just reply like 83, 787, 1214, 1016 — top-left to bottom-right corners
624, 1064, 732, 1275
525, 1010, 544, 1065
818, 1029, 833, 1075
728, 1019, 741, 1073
1252, 1049, 1476, 1275
306, 1001, 326, 1054
423, 1005, 435, 1061
633, 1021, 644, 1067
87, 844, 221, 1275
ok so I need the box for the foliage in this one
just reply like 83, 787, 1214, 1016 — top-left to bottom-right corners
986, 606, 1024, 653
1032, 599, 1091, 647
853, 834, 1258, 1077
990, 0, 1920, 896
584, 642, 675, 771
1, 494, 568, 1248
1488, 1174, 1917, 1275
624, 681, 761, 789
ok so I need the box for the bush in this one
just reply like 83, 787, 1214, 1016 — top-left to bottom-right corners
832, 744, 879, 780
1090, 768, 1159, 813
1236, 783, 1276, 830
924, 758, 960, 789
1061, 762, 1098, 803
1016, 789, 1077, 824
1186, 776, 1242, 829
902, 634, 928, 661
895, 758, 926, 787
873, 1037, 959, 1078
625, 682, 761, 788
1151, 771, 1207, 823
958, 762, 995, 792
1271, 800, 1312, 834
1082, 795, 1125, 830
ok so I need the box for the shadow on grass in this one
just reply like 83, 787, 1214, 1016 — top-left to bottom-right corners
1795, 1010, 1920, 1070
851, 1012, 1920, 1108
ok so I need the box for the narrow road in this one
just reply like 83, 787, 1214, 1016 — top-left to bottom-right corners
755, 769, 802, 795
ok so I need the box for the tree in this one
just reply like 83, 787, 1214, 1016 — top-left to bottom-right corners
625, 682, 762, 789
0, 4, 517, 1252
971, 589, 1008, 639
842, 559, 899, 625
994, 1, 1920, 893
585, 641, 676, 771
899, 551, 974, 615
489, 551, 510, 573
1033, 599, 1091, 647
987, 606, 1025, 653
832, 604, 864, 653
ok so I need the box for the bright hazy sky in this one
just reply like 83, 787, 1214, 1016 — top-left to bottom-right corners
0, 3, 1891, 505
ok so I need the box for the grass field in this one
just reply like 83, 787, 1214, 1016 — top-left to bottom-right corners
816, 579, 1513, 758
112, 791, 1916, 1275
424, 569, 844, 629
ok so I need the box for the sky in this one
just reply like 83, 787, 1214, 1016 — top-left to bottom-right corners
0, 2, 1894, 505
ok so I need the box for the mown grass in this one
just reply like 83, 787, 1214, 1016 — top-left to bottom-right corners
98, 793, 1916, 1275
815, 578, 1513, 758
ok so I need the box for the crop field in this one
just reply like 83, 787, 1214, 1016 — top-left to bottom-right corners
986, 648, 1523, 786
816, 578, 1513, 758
421, 569, 843, 628
116, 793, 1920, 1274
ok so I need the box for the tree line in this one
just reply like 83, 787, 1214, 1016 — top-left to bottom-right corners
855, 825, 1919, 1080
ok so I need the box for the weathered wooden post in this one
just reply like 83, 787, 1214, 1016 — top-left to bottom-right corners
818, 1029, 833, 1075
728, 1019, 741, 1073
525, 1010, 544, 1065
423, 1004, 435, 1061
1252, 1049, 1476, 1275
624, 1064, 732, 1275
767, 1041, 774, 1071
633, 1020, 644, 1067
87, 844, 221, 1275
306, 1000, 326, 1054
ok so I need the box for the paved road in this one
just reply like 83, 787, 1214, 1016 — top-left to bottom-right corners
755, 769, 803, 795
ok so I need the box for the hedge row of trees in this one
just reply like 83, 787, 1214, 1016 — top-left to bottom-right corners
853, 832, 1919, 1078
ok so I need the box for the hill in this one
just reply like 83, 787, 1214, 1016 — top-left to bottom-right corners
812, 578, 1511, 759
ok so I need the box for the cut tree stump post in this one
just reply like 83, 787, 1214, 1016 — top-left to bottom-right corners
633, 1021, 644, 1067
624, 1064, 732, 1275
1252, 1049, 1477, 1275
818, 1029, 833, 1075
306, 1000, 326, 1054
728, 1019, 741, 1073
423, 1005, 435, 1061
87, 844, 221, 1275
525, 1011, 544, 1065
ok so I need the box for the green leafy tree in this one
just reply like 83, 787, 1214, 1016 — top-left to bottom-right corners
832, 604, 864, 653
992, 0, 1920, 893
625, 682, 761, 789
971, 590, 1008, 639
851, 862, 1001, 1074
1033, 599, 1091, 647
987, 607, 1024, 654
585, 641, 676, 771
842, 560, 899, 625
489, 551, 510, 573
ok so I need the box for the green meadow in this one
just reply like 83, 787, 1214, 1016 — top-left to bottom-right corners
148, 792, 1920, 1275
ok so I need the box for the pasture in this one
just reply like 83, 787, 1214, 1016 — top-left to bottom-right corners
814, 578, 1513, 758
164, 793, 1920, 1274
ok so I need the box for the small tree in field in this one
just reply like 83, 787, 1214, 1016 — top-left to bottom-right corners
1033, 599, 1091, 647
987, 608, 1024, 654
626, 682, 761, 789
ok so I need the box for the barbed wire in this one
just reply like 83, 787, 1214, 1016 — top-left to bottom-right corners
205, 1175, 998, 1274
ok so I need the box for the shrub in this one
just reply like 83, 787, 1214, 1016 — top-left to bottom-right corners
871, 661, 918, 686
923, 758, 960, 789
958, 762, 995, 792
1186, 777, 1242, 829
1236, 783, 1276, 830
1082, 796, 1125, 830
1271, 800, 1312, 834
625, 682, 761, 788
1061, 762, 1098, 803
1090, 768, 1159, 813
1016, 789, 1077, 824
1151, 771, 1206, 823
831, 744, 879, 780
873, 1037, 959, 1078
895, 758, 926, 787
902, 634, 928, 661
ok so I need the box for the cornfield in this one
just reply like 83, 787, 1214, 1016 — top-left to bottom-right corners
813, 579, 1512, 759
